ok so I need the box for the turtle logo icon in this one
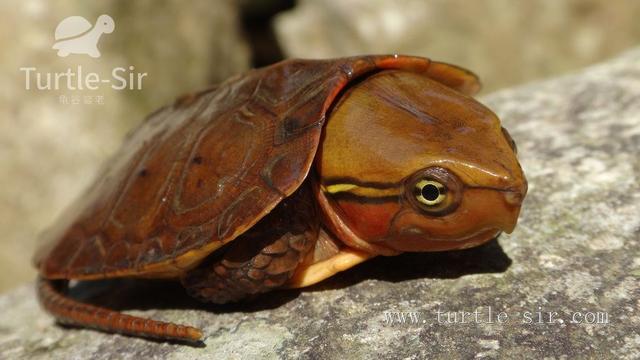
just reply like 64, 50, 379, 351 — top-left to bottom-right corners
52, 14, 115, 58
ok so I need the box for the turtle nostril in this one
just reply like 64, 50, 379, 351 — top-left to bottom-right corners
504, 190, 523, 206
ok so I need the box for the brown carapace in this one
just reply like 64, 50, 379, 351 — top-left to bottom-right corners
33, 55, 527, 343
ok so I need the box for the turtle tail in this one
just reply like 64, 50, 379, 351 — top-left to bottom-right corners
36, 276, 203, 343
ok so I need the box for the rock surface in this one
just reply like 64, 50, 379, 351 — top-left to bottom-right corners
275, 0, 640, 93
1, 48, 639, 359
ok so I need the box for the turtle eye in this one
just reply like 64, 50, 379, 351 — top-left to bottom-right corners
414, 180, 446, 206
406, 167, 463, 216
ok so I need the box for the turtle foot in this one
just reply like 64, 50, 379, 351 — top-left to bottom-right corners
182, 183, 319, 303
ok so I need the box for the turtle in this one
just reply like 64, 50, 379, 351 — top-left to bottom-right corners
34, 55, 527, 343
52, 14, 115, 58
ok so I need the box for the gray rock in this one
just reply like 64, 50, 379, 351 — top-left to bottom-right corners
274, 0, 640, 93
1, 48, 639, 359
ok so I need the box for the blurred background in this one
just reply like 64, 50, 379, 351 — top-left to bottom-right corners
1, 0, 640, 293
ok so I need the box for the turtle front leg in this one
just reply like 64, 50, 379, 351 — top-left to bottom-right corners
182, 184, 319, 303
286, 228, 375, 288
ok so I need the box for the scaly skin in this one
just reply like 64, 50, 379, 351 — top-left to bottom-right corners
37, 277, 203, 343
182, 182, 319, 303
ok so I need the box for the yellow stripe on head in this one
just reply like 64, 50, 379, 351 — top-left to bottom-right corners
323, 183, 403, 198
325, 183, 358, 193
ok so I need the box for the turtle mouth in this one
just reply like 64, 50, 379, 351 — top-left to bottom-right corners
450, 228, 503, 249
379, 227, 501, 252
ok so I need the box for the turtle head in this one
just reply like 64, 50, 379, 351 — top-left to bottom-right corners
317, 69, 527, 254
96, 14, 115, 34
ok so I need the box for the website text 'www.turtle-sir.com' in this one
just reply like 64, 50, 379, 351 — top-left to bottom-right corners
382, 306, 610, 326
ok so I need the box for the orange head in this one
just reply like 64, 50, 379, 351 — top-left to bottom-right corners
316, 69, 527, 255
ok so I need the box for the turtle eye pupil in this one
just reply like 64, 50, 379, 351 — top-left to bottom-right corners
414, 179, 446, 206
422, 184, 440, 201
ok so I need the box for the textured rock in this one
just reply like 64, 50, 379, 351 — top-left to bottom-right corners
275, 0, 640, 93
0, 0, 249, 291
1, 48, 639, 359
